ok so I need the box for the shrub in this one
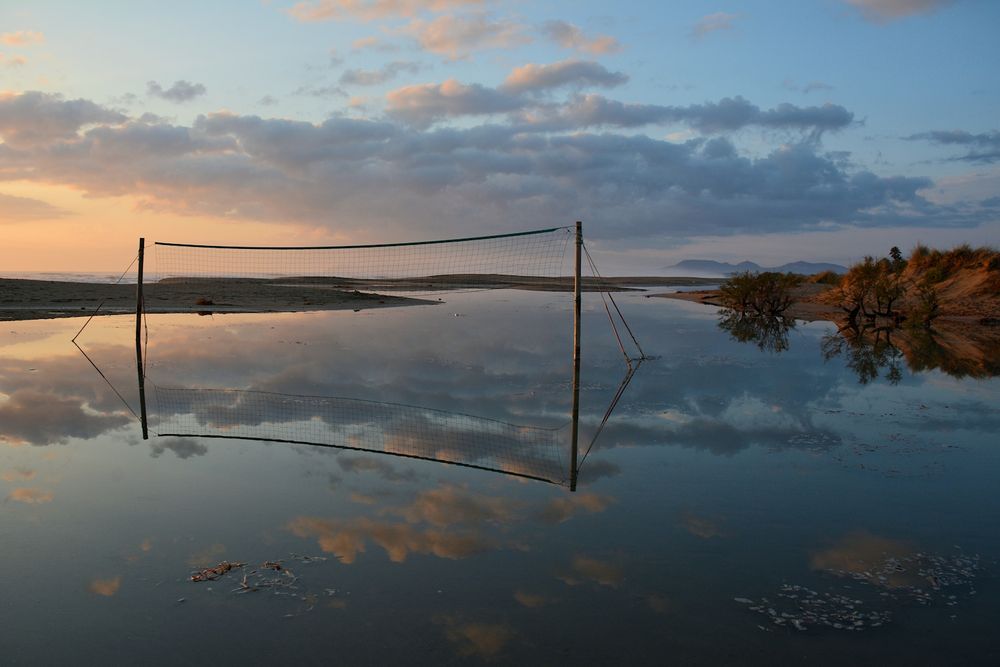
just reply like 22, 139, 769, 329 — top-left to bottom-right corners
810, 270, 842, 286
719, 271, 799, 315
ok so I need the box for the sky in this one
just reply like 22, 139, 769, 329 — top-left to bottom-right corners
0, 0, 998, 273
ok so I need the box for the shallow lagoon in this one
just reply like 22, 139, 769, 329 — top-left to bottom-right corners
2, 290, 998, 665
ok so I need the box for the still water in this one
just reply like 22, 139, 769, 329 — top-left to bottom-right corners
1, 290, 998, 665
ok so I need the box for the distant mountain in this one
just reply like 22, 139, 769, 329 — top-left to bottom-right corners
663, 259, 847, 277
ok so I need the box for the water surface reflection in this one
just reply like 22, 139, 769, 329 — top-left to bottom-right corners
1, 291, 998, 665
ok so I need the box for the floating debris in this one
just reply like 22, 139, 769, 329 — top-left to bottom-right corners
736, 586, 891, 632
190, 560, 246, 582
737, 547, 984, 633
822, 549, 982, 606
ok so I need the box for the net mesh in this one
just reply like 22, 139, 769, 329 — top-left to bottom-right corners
150, 227, 574, 288
152, 386, 569, 485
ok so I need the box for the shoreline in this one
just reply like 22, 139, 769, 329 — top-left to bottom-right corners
651, 288, 998, 326
0, 276, 720, 322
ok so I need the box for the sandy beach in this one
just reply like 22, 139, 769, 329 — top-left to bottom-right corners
0, 275, 719, 322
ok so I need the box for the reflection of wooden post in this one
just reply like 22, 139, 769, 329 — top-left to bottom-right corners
570, 222, 582, 491
136, 238, 148, 440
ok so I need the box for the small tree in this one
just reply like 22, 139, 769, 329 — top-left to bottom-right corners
719, 271, 799, 316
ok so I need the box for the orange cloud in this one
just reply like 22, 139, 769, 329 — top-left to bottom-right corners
400, 14, 530, 59
1, 31, 44, 46
1, 54, 28, 67
6, 487, 53, 504
542, 21, 620, 55
287, 0, 484, 22
88, 576, 121, 596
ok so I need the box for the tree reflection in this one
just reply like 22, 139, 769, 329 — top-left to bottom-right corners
821, 324, 904, 385
717, 308, 796, 353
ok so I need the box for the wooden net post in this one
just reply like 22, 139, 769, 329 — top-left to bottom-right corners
570, 221, 582, 491
136, 238, 148, 440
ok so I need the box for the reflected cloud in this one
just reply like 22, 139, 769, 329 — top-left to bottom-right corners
337, 454, 416, 482
679, 511, 725, 539
438, 616, 514, 660
535, 493, 615, 524
810, 531, 918, 589
559, 555, 623, 588
0, 390, 130, 446
5, 487, 53, 504
389, 484, 522, 527
88, 576, 121, 597
513, 590, 555, 608
188, 543, 227, 568
148, 437, 207, 459
287, 516, 498, 564
1, 467, 36, 481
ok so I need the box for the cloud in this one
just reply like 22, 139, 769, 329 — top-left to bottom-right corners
1, 30, 44, 46
291, 83, 348, 98
691, 12, 740, 39
286, 0, 486, 22
501, 60, 628, 94
541, 20, 620, 54
844, 0, 958, 23
1, 54, 28, 67
906, 129, 1000, 163
337, 454, 416, 481
400, 13, 530, 59
146, 80, 207, 103
258, 94, 279, 106
340, 60, 422, 86
351, 36, 398, 52
88, 576, 122, 596
0, 91, 126, 147
386, 79, 524, 127
0, 90, 979, 245
782, 79, 835, 94
525, 94, 855, 134
0, 192, 69, 221
5, 487, 53, 504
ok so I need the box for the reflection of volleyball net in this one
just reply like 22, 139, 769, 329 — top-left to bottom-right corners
152, 385, 569, 485
124, 223, 640, 490
149, 227, 575, 286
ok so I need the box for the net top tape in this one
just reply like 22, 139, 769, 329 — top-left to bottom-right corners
154, 226, 572, 251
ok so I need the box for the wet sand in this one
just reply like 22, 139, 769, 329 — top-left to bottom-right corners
0, 275, 719, 322
0, 278, 430, 321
